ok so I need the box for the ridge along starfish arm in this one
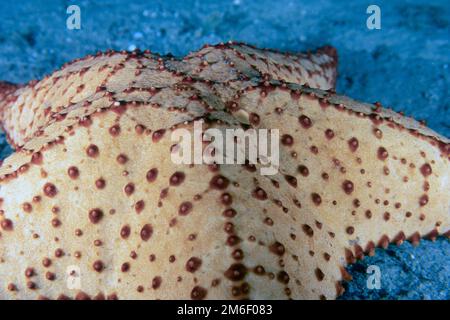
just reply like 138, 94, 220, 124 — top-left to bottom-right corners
0, 42, 337, 149
0, 43, 448, 300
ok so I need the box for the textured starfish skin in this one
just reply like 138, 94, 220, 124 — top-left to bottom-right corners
0, 43, 448, 300
0, 43, 337, 149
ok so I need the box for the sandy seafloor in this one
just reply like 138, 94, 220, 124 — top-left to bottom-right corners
0, 0, 448, 299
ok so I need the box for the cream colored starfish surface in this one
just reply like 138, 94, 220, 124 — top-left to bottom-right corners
0, 42, 447, 300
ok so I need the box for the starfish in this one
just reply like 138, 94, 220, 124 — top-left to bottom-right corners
0, 42, 447, 300
0, 43, 337, 148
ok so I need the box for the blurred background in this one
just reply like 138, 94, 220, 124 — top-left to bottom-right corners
0, 0, 448, 299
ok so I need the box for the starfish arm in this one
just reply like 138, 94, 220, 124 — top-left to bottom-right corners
0, 88, 346, 299
168, 42, 337, 89
232, 84, 449, 267
0, 43, 337, 149
0, 81, 21, 145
